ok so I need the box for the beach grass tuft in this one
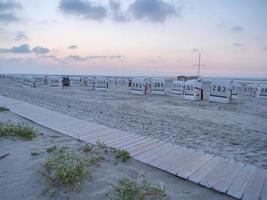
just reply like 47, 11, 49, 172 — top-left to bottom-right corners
43, 147, 88, 186
82, 144, 94, 153
0, 121, 36, 140
115, 149, 130, 162
108, 177, 166, 200
0, 107, 9, 112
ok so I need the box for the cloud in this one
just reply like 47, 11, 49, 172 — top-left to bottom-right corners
58, 0, 107, 21
0, 44, 31, 53
128, 0, 179, 23
231, 26, 244, 32
0, 0, 21, 12
65, 54, 122, 62
68, 45, 78, 49
109, 0, 129, 22
66, 55, 87, 61
32, 46, 50, 54
15, 32, 28, 40
0, 0, 22, 23
0, 44, 50, 54
233, 43, 243, 47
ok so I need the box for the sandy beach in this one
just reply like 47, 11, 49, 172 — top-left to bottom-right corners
0, 79, 267, 170
0, 111, 234, 200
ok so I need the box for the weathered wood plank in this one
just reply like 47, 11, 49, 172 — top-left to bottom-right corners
260, 178, 267, 200
188, 156, 224, 184
105, 133, 137, 145
212, 161, 245, 193
130, 140, 164, 156
141, 144, 177, 165
199, 158, 230, 188
126, 139, 159, 154
150, 145, 184, 170
242, 169, 267, 200
167, 149, 202, 175
135, 143, 173, 161
122, 138, 156, 151
113, 136, 147, 149
227, 164, 256, 199
177, 153, 214, 179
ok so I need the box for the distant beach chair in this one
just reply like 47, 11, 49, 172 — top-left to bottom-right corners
208, 79, 232, 103
184, 79, 203, 101
255, 83, 267, 98
47, 76, 62, 88
94, 77, 108, 91
172, 80, 185, 95
130, 78, 146, 95
151, 78, 166, 95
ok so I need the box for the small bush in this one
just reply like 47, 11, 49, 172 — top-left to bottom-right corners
43, 148, 88, 186
115, 149, 130, 162
108, 177, 166, 200
82, 144, 94, 153
0, 122, 36, 140
46, 146, 58, 153
31, 149, 42, 156
0, 107, 9, 112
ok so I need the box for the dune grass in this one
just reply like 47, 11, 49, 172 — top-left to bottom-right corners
115, 149, 131, 162
0, 121, 36, 140
0, 107, 9, 112
108, 177, 166, 200
43, 147, 89, 186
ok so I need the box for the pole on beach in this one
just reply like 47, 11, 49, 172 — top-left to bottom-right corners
193, 53, 206, 78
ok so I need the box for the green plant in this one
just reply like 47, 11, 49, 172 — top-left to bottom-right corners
43, 148, 88, 186
115, 149, 130, 162
96, 140, 107, 149
0, 121, 36, 140
82, 144, 94, 153
46, 146, 58, 153
0, 107, 9, 112
31, 149, 42, 156
108, 177, 166, 200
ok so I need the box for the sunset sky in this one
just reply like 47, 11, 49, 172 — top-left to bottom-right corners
0, 0, 267, 77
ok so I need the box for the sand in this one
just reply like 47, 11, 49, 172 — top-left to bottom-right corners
0, 79, 267, 170
0, 111, 234, 200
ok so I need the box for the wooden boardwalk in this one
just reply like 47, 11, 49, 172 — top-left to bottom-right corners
0, 95, 266, 200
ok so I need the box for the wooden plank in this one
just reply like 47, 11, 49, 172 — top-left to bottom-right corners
122, 138, 156, 151
227, 164, 256, 199
107, 134, 140, 146
212, 161, 245, 193
130, 140, 164, 156
260, 178, 267, 200
141, 144, 178, 165
177, 153, 214, 179
150, 145, 184, 170
135, 143, 173, 161
89, 132, 127, 143
126, 139, 159, 153
242, 168, 267, 200
82, 131, 114, 141
199, 158, 230, 188
113, 136, 147, 149
188, 156, 224, 184
167, 149, 202, 175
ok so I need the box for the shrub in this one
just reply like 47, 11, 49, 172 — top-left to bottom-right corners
108, 177, 166, 200
115, 149, 130, 162
82, 144, 94, 153
43, 148, 88, 186
0, 107, 9, 112
46, 146, 58, 153
31, 149, 42, 156
0, 122, 36, 140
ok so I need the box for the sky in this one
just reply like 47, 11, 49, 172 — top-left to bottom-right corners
0, 0, 267, 77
